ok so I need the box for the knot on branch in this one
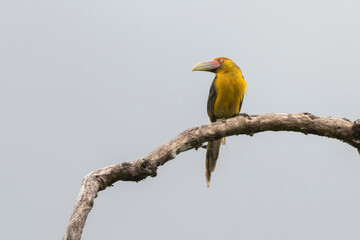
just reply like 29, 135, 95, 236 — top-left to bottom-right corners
352, 119, 360, 140
140, 159, 158, 178
94, 175, 108, 191
117, 160, 158, 182
303, 112, 318, 120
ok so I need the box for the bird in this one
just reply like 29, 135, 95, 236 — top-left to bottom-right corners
192, 57, 247, 187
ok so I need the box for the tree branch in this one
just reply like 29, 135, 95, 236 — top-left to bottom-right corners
63, 112, 360, 240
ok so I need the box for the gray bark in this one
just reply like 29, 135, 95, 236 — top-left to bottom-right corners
63, 113, 360, 240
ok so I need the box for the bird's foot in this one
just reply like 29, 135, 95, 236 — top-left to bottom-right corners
215, 118, 227, 123
195, 144, 208, 150
238, 113, 251, 119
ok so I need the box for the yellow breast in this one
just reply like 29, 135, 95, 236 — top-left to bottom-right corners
213, 70, 247, 119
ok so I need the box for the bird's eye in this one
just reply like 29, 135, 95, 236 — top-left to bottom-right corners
218, 59, 224, 64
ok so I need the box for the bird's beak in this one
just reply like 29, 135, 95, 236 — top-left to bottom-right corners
192, 60, 221, 72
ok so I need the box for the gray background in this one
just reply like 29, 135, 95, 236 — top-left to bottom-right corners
1, 0, 360, 239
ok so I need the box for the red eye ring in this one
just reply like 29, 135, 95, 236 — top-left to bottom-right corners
218, 58, 224, 64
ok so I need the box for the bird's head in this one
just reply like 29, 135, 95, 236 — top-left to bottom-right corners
192, 57, 239, 73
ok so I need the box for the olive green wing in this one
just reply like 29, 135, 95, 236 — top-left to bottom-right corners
207, 77, 217, 123
239, 98, 244, 113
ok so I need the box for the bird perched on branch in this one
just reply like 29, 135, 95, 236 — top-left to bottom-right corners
192, 57, 247, 187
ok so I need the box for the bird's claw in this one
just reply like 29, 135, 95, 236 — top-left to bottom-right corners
238, 113, 251, 119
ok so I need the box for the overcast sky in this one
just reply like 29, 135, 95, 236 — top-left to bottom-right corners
1, 0, 360, 239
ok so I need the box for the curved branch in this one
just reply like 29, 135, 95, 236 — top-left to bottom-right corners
63, 112, 360, 240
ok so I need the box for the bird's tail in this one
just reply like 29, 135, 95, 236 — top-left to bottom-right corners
205, 138, 224, 187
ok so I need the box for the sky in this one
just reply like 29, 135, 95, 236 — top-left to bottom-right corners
1, 0, 360, 239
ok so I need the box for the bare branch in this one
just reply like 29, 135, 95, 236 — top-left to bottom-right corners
63, 113, 360, 240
